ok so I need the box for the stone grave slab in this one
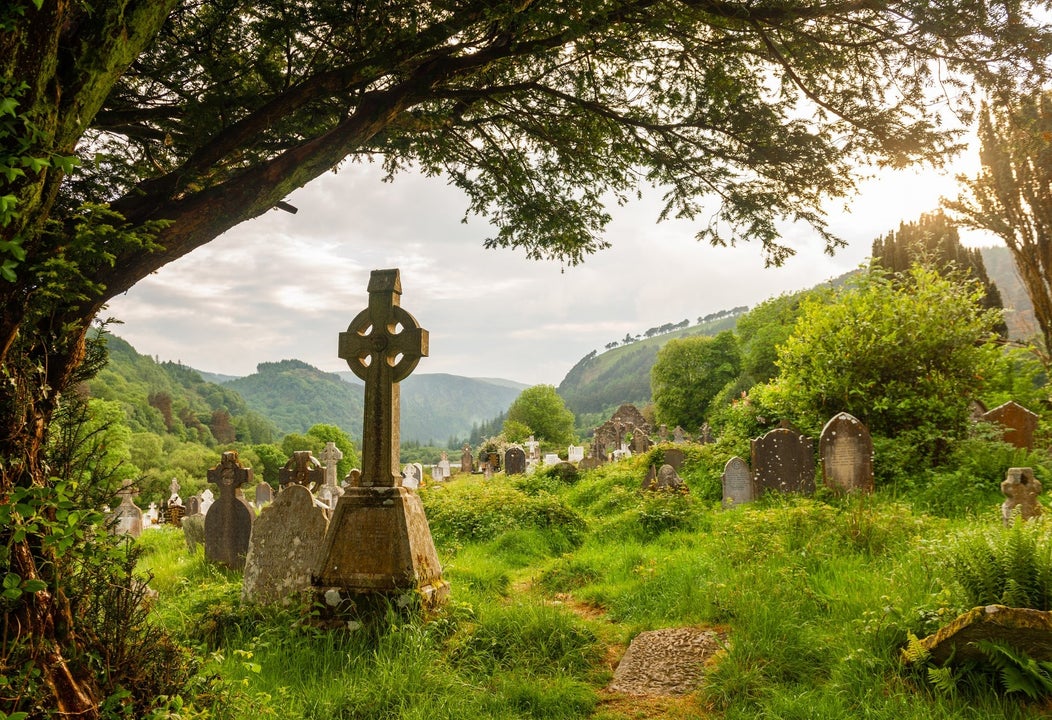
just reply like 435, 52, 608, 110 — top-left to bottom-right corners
242, 484, 329, 605
108, 482, 143, 537
505, 446, 526, 475
721, 457, 753, 509
983, 400, 1039, 450
254, 481, 274, 506
608, 627, 725, 696
819, 412, 873, 494
751, 426, 815, 496
910, 605, 1052, 666
662, 448, 685, 471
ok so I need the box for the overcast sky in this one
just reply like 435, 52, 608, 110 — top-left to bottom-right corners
104, 151, 997, 387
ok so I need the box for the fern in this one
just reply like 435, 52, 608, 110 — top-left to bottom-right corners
945, 518, 1052, 611
974, 639, 1052, 699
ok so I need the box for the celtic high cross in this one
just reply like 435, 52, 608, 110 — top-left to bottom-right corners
339, 269, 428, 487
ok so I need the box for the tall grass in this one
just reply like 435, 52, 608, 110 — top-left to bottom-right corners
134, 465, 1052, 719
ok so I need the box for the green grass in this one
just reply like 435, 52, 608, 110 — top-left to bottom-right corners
131, 461, 1052, 719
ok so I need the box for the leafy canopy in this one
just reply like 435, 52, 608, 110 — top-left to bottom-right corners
505, 385, 576, 447
651, 330, 741, 430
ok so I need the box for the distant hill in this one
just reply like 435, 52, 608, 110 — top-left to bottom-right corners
979, 245, 1036, 342
224, 360, 526, 443
557, 313, 743, 415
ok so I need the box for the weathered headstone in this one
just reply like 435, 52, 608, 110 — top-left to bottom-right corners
166, 502, 185, 528
200, 488, 214, 515
431, 465, 443, 482
673, 426, 686, 443
505, 446, 526, 475
401, 463, 421, 490
242, 484, 330, 605
343, 468, 362, 488
204, 450, 255, 571
630, 431, 651, 454
254, 481, 274, 506
699, 423, 714, 445
567, 445, 585, 464
543, 453, 562, 465
108, 481, 143, 537
319, 442, 346, 508
721, 457, 753, 509
644, 464, 684, 491
1002, 467, 1044, 525
168, 478, 181, 505
460, 444, 473, 473
279, 450, 325, 489
145, 502, 159, 525
751, 426, 816, 496
314, 269, 448, 607
658, 424, 669, 443
438, 453, 451, 479
185, 494, 202, 517
524, 436, 541, 462
983, 401, 1039, 450
819, 412, 874, 494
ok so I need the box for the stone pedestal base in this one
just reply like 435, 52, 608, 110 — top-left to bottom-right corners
313, 486, 448, 607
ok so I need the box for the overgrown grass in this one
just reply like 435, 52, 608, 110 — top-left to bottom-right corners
134, 461, 1052, 719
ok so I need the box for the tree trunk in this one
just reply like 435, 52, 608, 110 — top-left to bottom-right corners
1, 317, 100, 718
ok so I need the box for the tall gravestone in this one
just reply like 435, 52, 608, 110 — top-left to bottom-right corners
108, 481, 143, 537
242, 482, 330, 605
204, 451, 255, 570
460, 444, 473, 474
819, 412, 874, 493
982, 401, 1039, 450
505, 446, 526, 475
314, 269, 448, 607
751, 425, 815, 496
721, 457, 753, 509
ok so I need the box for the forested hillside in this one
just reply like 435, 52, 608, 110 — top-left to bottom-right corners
88, 334, 278, 445
557, 312, 744, 416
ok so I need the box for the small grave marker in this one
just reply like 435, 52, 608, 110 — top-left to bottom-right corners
505, 446, 526, 475
721, 457, 753, 509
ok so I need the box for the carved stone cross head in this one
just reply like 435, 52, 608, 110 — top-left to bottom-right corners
207, 451, 253, 498
338, 269, 428, 488
278, 450, 325, 489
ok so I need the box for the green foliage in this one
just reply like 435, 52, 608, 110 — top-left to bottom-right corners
422, 478, 586, 549
251, 443, 287, 486
944, 518, 1052, 611
734, 288, 832, 386
975, 639, 1052, 699
951, 91, 1052, 358
505, 385, 576, 447
651, 330, 741, 429
766, 263, 1002, 458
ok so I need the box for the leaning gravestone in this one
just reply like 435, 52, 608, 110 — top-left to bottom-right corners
108, 481, 143, 537
1002, 467, 1044, 525
819, 412, 874, 494
204, 451, 255, 571
314, 269, 448, 608
242, 483, 330, 605
505, 446, 526, 475
751, 425, 815, 495
721, 457, 753, 509
982, 401, 1039, 450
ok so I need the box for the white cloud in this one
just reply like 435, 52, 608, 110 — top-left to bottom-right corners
104, 147, 1002, 385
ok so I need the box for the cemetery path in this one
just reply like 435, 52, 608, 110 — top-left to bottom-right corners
515, 578, 721, 718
